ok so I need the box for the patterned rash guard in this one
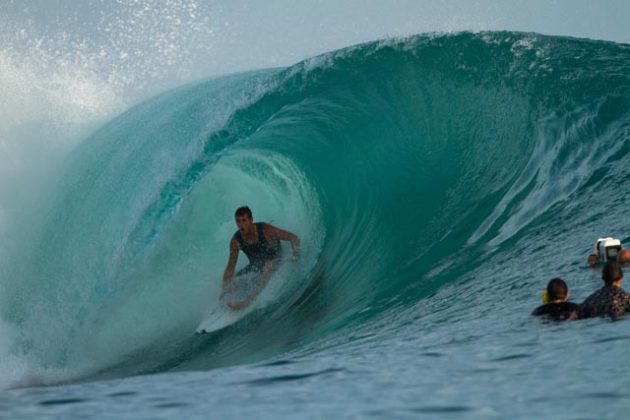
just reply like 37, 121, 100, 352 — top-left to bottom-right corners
578, 286, 630, 319
233, 222, 281, 275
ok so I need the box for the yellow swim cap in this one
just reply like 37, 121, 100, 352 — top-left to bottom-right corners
541, 290, 549, 304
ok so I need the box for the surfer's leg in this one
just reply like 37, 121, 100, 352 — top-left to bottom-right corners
235, 264, 254, 277
222, 265, 254, 299
228, 260, 278, 310
257, 259, 278, 290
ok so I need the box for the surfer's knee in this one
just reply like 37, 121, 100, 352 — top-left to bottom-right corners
263, 259, 277, 272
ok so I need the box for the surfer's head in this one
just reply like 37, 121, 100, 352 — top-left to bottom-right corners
602, 262, 624, 286
234, 206, 254, 233
545, 278, 569, 303
618, 249, 630, 265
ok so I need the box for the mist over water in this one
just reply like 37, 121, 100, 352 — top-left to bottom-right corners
0, 0, 220, 389
0, 0, 223, 199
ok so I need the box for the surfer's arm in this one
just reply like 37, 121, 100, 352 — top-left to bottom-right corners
265, 224, 301, 259
222, 238, 239, 290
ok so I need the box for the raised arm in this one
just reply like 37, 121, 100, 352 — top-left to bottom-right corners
265, 224, 300, 259
222, 238, 240, 291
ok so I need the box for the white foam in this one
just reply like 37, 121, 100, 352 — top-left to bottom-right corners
0, 319, 30, 389
0, 0, 220, 388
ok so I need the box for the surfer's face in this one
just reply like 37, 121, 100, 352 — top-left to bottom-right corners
235, 215, 253, 233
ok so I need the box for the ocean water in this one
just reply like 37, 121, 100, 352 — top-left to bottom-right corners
2, 30, 630, 419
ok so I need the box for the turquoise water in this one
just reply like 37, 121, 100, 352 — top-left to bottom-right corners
2, 31, 630, 418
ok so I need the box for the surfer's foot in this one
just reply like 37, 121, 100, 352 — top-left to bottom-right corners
227, 300, 249, 310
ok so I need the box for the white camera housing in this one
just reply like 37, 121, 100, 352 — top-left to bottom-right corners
595, 237, 622, 262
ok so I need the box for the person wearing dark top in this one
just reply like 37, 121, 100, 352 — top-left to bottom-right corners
532, 278, 579, 321
578, 262, 630, 320
222, 206, 300, 310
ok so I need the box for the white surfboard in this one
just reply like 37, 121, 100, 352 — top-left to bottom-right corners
194, 273, 259, 335
195, 308, 241, 334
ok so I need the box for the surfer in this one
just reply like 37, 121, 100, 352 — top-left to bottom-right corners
532, 278, 579, 321
222, 206, 300, 310
578, 262, 630, 319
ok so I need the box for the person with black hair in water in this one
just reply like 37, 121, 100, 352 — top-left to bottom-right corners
222, 206, 300, 310
578, 262, 630, 320
532, 278, 579, 321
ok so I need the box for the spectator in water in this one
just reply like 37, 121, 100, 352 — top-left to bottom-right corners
587, 243, 630, 267
579, 262, 630, 320
532, 278, 579, 321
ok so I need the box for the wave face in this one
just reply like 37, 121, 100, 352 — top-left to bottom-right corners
2, 31, 630, 386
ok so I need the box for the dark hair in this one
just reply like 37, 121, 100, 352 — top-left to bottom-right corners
234, 206, 252, 219
602, 262, 623, 286
547, 278, 568, 301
